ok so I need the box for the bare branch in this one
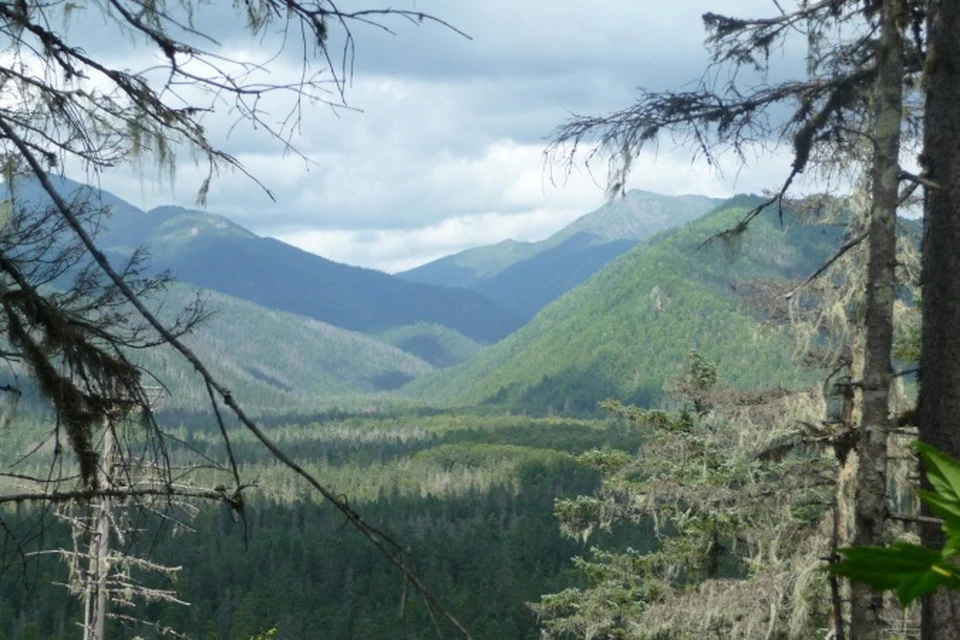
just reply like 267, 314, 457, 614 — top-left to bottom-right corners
785, 230, 869, 300
0, 117, 473, 639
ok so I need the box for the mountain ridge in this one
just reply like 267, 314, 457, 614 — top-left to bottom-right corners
399, 190, 724, 285
400, 197, 841, 414
397, 189, 724, 317
5, 176, 524, 345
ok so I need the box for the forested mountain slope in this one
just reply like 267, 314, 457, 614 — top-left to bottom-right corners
398, 190, 722, 317
402, 197, 842, 414
400, 190, 721, 287
5, 177, 524, 344
472, 233, 636, 319
150, 232, 522, 342
141, 285, 437, 414
375, 322, 484, 367
4, 283, 436, 417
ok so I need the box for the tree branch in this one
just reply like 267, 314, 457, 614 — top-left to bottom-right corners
0, 115, 473, 639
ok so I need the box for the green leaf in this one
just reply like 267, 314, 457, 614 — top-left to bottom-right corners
831, 542, 960, 606
917, 442, 960, 524
916, 489, 960, 534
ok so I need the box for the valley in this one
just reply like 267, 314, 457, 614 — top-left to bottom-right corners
0, 177, 907, 639
0, 2, 946, 637
0, 412, 647, 639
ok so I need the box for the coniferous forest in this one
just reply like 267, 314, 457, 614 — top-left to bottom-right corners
2, 1, 959, 639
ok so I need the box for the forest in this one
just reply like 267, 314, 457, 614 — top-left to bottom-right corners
1, 0, 959, 639
0, 413, 647, 638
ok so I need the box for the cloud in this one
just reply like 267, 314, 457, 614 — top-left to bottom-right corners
272, 142, 798, 273
83, 0, 810, 270
275, 206, 591, 274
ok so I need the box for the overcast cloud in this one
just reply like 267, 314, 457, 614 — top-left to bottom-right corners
96, 0, 809, 273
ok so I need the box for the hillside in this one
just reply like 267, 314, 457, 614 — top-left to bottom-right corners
398, 190, 723, 317
4, 283, 435, 418
397, 238, 543, 288
5, 177, 524, 344
375, 322, 483, 368
399, 190, 721, 287
149, 233, 522, 342
402, 197, 841, 414
473, 233, 636, 319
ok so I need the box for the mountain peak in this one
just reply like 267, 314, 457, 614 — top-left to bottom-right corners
549, 190, 725, 245
398, 191, 726, 313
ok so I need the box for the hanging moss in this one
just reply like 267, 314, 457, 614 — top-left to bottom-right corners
1, 282, 143, 488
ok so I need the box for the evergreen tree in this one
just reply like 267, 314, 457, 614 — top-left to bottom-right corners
543, 1, 933, 635
917, 1, 960, 634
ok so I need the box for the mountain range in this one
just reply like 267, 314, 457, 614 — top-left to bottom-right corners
5, 176, 858, 417
401, 196, 843, 413
398, 191, 723, 318
6, 177, 524, 346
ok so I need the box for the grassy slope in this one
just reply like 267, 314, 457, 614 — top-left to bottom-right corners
402, 199, 838, 413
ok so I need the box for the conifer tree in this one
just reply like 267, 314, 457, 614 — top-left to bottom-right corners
544, 1, 928, 636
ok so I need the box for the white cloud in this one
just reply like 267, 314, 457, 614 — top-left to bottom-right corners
272, 141, 800, 272
83, 0, 814, 271
275, 206, 590, 274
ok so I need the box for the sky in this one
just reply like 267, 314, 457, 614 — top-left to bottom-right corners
95, 0, 808, 273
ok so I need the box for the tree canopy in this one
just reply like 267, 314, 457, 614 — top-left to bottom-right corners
0, 0, 473, 635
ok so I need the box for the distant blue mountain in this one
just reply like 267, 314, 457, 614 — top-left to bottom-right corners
6, 176, 524, 343
398, 190, 723, 317
474, 233, 637, 319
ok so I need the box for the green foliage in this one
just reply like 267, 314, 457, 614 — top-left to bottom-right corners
2, 411, 649, 640
534, 356, 838, 638
831, 443, 960, 606
375, 322, 483, 367
685, 349, 718, 391
832, 543, 960, 607
893, 296, 921, 363
403, 200, 835, 415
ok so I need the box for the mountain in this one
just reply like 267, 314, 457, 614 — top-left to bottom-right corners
5, 177, 524, 344
142, 285, 439, 414
401, 196, 842, 414
398, 190, 723, 317
374, 322, 483, 368
548, 190, 724, 245
140, 225, 522, 342
102, 204, 257, 255
398, 239, 543, 289
472, 233, 636, 319
4, 282, 435, 418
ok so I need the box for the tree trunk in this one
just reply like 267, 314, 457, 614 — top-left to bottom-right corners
918, 2, 960, 637
84, 423, 115, 640
850, 0, 902, 636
